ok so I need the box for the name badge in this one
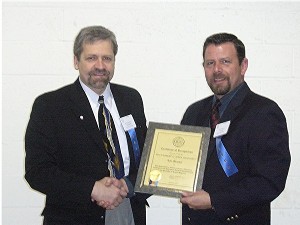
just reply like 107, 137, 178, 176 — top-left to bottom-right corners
214, 121, 231, 138
120, 114, 136, 131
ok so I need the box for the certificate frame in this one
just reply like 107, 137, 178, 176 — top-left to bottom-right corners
134, 122, 211, 198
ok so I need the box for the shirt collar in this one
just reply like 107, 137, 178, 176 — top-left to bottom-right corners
79, 77, 113, 108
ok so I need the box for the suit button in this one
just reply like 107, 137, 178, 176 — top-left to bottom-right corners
188, 217, 191, 221
231, 216, 234, 220
101, 215, 104, 220
227, 218, 230, 221
235, 215, 238, 218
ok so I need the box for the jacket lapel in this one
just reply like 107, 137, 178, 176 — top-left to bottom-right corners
110, 83, 129, 118
67, 79, 105, 152
219, 83, 251, 125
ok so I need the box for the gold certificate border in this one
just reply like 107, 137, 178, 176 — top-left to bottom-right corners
134, 122, 211, 198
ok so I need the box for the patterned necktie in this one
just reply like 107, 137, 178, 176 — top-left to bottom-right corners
98, 96, 124, 179
211, 99, 221, 129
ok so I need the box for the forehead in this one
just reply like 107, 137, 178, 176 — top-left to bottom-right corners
204, 42, 237, 59
82, 39, 114, 54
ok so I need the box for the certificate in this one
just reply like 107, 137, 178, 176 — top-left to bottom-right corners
134, 122, 211, 198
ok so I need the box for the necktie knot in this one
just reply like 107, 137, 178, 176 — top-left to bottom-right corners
98, 95, 104, 104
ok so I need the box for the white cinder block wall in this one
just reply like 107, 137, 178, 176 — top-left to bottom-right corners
2, 1, 300, 225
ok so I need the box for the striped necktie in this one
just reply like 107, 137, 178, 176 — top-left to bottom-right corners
98, 96, 124, 179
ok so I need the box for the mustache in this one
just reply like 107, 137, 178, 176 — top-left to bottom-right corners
89, 68, 110, 76
213, 73, 225, 78
212, 73, 228, 81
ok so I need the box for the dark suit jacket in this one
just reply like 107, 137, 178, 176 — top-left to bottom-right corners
181, 83, 290, 225
25, 79, 148, 225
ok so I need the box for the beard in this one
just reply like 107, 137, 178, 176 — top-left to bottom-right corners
87, 68, 112, 90
208, 76, 231, 96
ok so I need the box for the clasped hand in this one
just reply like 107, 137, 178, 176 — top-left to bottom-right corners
91, 177, 129, 210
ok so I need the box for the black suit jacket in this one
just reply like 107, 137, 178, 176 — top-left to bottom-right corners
25, 79, 148, 225
181, 83, 290, 225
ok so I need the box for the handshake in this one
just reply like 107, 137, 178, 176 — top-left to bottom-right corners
91, 177, 130, 210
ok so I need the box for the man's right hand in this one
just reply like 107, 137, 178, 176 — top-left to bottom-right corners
91, 177, 128, 209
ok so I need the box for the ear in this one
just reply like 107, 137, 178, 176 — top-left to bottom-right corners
74, 55, 79, 70
241, 58, 248, 76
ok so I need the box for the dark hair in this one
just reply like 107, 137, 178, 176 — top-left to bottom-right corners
73, 25, 118, 60
203, 33, 245, 65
